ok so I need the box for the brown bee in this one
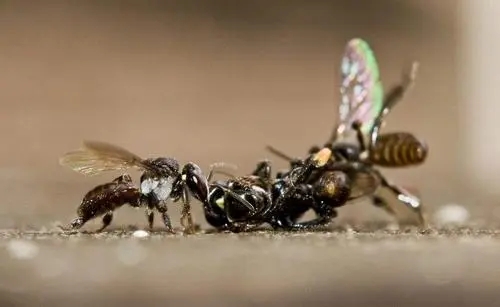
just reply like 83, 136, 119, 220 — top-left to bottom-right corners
58, 140, 211, 233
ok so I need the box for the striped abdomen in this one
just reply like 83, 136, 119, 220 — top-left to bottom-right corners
369, 132, 428, 167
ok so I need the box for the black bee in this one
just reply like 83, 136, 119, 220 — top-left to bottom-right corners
204, 147, 353, 232
267, 38, 428, 226
204, 160, 274, 232
58, 140, 210, 233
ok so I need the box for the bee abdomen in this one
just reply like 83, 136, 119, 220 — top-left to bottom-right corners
369, 132, 428, 167
78, 181, 140, 217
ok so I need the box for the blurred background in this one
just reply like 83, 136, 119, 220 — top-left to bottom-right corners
3, 1, 500, 306
0, 0, 463, 227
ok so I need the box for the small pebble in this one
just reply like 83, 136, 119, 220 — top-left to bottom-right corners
434, 204, 470, 226
6, 239, 39, 260
132, 230, 150, 238
386, 223, 400, 231
345, 226, 356, 239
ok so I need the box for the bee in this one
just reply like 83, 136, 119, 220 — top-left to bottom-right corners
204, 147, 353, 231
58, 140, 210, 233
267, 38, 428, 226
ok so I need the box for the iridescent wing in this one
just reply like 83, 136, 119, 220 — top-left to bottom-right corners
336, 38, 384, 139
59, 140, 152, 177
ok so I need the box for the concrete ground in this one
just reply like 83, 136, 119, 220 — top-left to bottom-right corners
1, 224, 500, 307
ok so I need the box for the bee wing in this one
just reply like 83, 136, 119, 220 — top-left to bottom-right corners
59, 140, 150, 176
335, 38, 384, 140
347, 170, 380, 200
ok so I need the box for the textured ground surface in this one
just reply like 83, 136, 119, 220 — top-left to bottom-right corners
1, 225, 500, 307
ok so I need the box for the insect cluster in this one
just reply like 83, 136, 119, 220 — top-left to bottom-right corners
58, 38, 428, 234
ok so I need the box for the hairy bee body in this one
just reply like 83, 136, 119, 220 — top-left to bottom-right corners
369, 132, 428, 167
77, 175, 141, 220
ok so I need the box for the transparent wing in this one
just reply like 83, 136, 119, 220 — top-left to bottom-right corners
59, 140, 149, 177
320, 161, 380, 200
348, 171, 380, 200
336, 38, 384, 139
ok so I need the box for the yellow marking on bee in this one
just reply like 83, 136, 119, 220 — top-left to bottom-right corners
313, 148, 332, 167
325, 182, 336, 196
215, 197, 225, 209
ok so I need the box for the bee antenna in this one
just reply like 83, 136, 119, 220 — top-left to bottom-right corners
265, 145, 293, 162
207, 162, 238, 182
212, 184, 256, 212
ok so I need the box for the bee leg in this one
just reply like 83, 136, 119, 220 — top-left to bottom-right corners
207, 162, 237, 182
156, 202, 175, 234
69, 217, 85, 229
371, 194, 397, 216
381, 62, 419, 112
145, 207, 155, 230
289, 221, 325, 231
288, 223, 321, 231
180, 206, 195, 234
351, 120, 367, 152
179, 187, 196, 234
58, 216, 88, 231
265, 145, 303, 168
284, 218, 331, 231
95, 211, 113, 233
251, 160, 273, 190
226, 222, 256, 233
295, 208, 339, 230
369, 62, 419, 148
270, 205, 321, 232
252, 160, 271, 179
140, 193, 157, 230
315, 206, 339, 226
377, 176, 426, 226
269, 217, 296, 231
